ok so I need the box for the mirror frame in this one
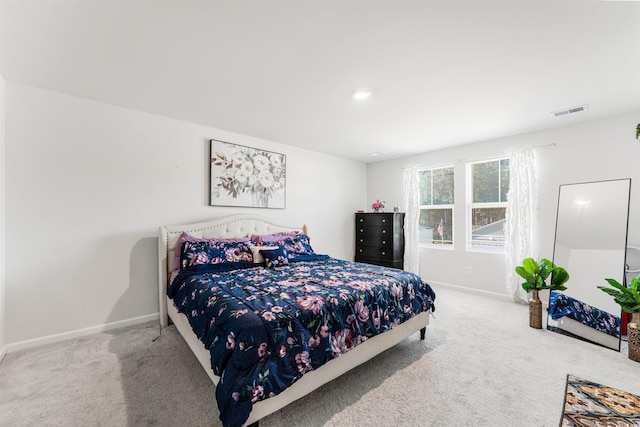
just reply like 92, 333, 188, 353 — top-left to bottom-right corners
548, 178, 631, 351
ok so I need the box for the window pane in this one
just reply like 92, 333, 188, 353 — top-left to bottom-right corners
418, 170, 432, 205
500, 158, 510, 202
419, 208, 453, 245
471, 207, 506, 246
432, 167, 454, 205
472, 161, 499, 203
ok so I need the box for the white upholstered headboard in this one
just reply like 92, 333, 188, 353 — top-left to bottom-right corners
158, 214, 307, 327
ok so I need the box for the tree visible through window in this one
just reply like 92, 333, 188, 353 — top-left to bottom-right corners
469, 158, 510, 249
418, 166, 454, 246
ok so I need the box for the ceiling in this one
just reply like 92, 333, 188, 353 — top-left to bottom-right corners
1, 1, 639, 163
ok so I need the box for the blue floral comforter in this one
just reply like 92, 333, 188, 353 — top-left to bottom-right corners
168, 255, 436, 427
549, 291, 620, 337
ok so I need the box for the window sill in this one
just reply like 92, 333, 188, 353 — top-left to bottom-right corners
419, 243, 454, 251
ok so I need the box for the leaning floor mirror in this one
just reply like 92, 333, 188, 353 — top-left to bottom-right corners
547, 178, 631, 350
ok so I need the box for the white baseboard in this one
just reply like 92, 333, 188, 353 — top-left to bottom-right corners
6, 313, 159, 354
0, 344, 6, 362
427, 280, 514, 302
429, 281, 553, 316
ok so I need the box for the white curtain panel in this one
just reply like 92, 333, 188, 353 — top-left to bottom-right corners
504, 147, 538, 303
403, 165, 420, 274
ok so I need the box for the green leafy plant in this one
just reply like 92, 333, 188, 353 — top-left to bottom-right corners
515, 257, 570, 292
598, 276, 640, 313
636, 123, 640, 141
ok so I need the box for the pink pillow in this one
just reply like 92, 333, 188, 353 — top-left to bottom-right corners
172, 232, 251, 272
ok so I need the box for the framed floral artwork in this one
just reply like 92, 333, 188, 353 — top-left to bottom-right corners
209, 140, 286, 208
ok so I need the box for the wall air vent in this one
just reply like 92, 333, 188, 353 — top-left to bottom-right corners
552, 104, 588, 117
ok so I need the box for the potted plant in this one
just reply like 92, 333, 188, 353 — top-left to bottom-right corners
598, 276, 640, 362
515, 257, 570, 329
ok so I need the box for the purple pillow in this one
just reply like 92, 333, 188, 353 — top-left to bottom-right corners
173, 232, 251, 271
250, 231, 300, 244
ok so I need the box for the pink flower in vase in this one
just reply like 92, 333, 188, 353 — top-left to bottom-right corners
371, 200, 385, 212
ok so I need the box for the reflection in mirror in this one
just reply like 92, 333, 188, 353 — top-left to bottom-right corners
547, 179, 631, 351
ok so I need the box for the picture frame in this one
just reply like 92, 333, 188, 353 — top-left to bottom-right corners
209, 139, 286, 209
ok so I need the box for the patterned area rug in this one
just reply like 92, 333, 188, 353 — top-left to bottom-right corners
561, 374, 640, 426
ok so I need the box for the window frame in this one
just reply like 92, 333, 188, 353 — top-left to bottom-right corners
418, 165, 455, 250
466, 157, 509, 253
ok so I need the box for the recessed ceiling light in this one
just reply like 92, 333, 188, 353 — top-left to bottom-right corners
369, 151, 385, 157
351, 88, 372, 100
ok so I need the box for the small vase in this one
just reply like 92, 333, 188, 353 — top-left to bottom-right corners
628, 312, 640, 362
529, 289, 542, 329
372, 208, 379, 213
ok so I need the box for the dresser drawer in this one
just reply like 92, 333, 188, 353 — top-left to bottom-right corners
355, 256, 403, 269
355, 214, 394, 227
356, 245, 394, 260
355, 234, 393, 248
356, 226, 393, 240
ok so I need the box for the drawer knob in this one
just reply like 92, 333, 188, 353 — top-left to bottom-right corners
382, 240, 386, 244
382, 219, 386, 223
359, 249, 363, 253
360, 229, 363, 232
382, 251, 386, 255
382, 230, 386, 234
360, 239, 364, 243
359, 218, 363, 222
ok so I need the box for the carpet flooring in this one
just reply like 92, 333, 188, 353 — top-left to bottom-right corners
561, 374, 640, 426
1, 285, 640, 427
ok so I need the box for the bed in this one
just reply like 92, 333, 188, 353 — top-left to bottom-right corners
547, 290, 621, 349
158, 214, 436, 427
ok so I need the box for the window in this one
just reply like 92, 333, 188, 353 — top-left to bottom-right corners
468, 158, 510, 250
418, 166, 454, 247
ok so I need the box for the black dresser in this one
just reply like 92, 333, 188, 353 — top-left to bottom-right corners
354, 212, 405, 269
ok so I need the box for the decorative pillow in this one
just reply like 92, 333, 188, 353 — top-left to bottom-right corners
260, 247, 289, 268
179, 239, 253, 269
250, 245, 278, 264
173, 232, 251, 271
251, 232, 314, 259
281, 234, 314, 259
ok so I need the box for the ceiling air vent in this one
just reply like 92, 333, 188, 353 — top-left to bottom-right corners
552, 104, 589, 117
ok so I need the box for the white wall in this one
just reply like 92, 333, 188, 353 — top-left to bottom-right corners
368, 111, 640, 297
4, 82, 367, 346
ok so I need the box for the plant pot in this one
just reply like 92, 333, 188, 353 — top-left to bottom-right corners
529, 289, 542, 329
628, 312, 640, 363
